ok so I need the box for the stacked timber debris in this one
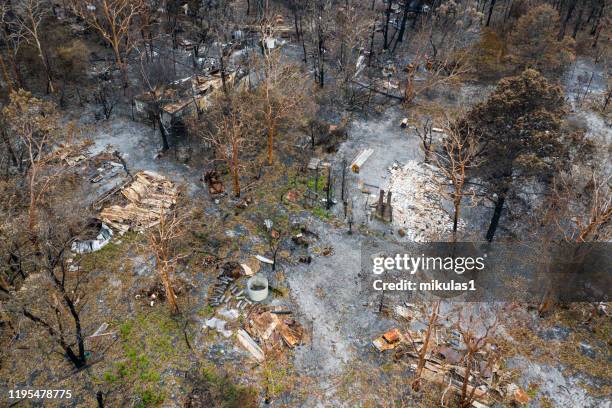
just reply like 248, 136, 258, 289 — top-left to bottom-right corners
385, 160, 465, 241
373, 328, 529, 407
100, 171, 178, 233
238, 306, 303, 362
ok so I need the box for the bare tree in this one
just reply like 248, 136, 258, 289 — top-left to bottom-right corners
304, 0, 333, 88
431, 120, 482, 241
414, 116, 434, 163
2, 90, 62, 235
253, 30, 311, 165
397, 4, 473, 105
70, 0, 144, 89
548, 170, 612, 243
454, 306, 498, 408
147, 204, 186, 315
8, 213, 96, 370
411, 300, 441, 391
95, 81, 119, 120
12, 0, 55, 93
199, 92, 252, 197
138, 54, 177, 150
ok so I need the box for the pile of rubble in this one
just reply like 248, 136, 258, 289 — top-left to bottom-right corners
236, 307, 304, 363
71, 220, 113, 254
202, 257, 304, 363
373, 327, 529, 407
203, 170, 225, 195
208, 262, 254, 310
100, 171, 178, 233
385, 160, 464, 241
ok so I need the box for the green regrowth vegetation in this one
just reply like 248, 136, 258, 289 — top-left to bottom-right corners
98, 310, 191, 406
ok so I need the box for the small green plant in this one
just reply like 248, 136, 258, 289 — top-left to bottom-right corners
137, 388, 165, 407
311, 207, 332, 220
119, 322, 133, 339
306, 177, 327, 191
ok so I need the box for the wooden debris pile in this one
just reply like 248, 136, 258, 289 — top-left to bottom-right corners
242, 307, 303, 355
373, 328, 529, 407
350, 148, 374, 173
100, 171, 177, 233
203, 170, 225, 195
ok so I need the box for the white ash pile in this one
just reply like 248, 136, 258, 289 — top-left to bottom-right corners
385, 160, 463, 241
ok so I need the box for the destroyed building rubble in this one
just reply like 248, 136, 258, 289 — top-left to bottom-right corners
203, 259, 304, 363
385, 160, 465, 241
71, 221, 113, 254
373, 326, 530, 407
100, 171, 178, 233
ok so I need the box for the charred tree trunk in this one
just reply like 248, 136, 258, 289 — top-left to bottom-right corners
485, 188, 507, 242
392, 0, 411, 52
486, 0, 497, 27
220, 52, 228, 94
156, 112, 170, 151
300, 16, 307, 64
572, 3, 584, 38
452, 202, 460, 242
558, 0, 577, 40
23, 309, 87, 369
590, 2, 604, 35
368, 22, 376, 66
1, 129, 18, 166
383, 0, 392, 49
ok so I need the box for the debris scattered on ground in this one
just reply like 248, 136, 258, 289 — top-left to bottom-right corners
204, 170, 225, 195
217, 308, 240, 321
255, 255, 274, 264
220, 261, 243, 279
240, 263, 254, 276
235, 196, 252, 209
351, 148, 374, 173
386, 161, 465, 241
394, 305, 413, 321
205, 317, 232, 338
237, 329, 265, 362
71, 220, 113, 253
284, 190, 299, 202
506, 383, 530, 404
208, 273, 237, 308
372, 325, 529, 407
291, 233, 310, 247
307, 157, 321, 170
321, 246, 334, 256
244, 307, 304, 352
372, 328, 405, 351
137, 280, 192, 307
298, 255, 312, 264
100, 171, 178, 233
87, 322, 110, 338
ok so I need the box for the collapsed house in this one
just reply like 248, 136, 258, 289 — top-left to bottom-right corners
384, 160, 465, 241
100, 171, 178, 233
71, 219, 113, 254
133, 70, 238, 135
373, 327, 529, 407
